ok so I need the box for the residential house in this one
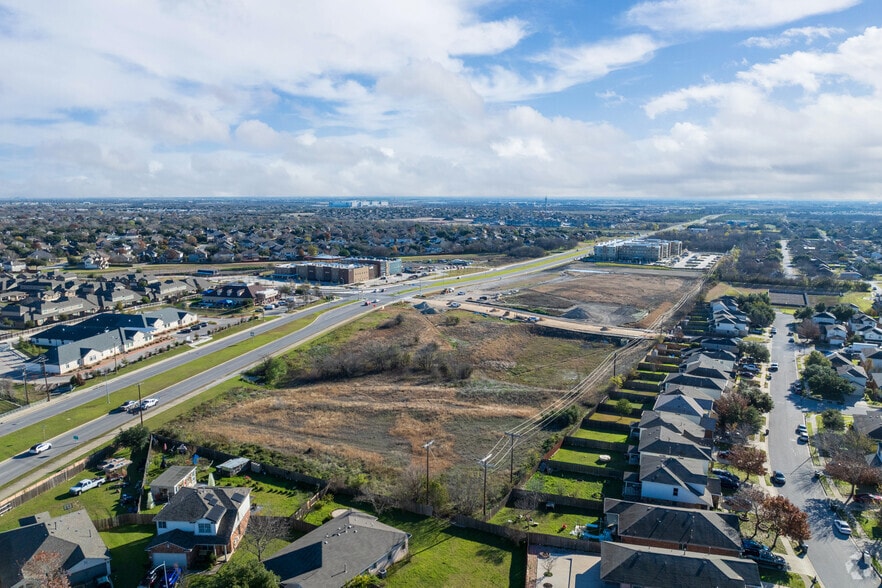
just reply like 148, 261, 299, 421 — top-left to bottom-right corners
699, 337, 742, 354
264, 510, 409, 588
599, 542, 761, 588
850, 313, 878, 332
201, 282, 278, 307
603, 498, 743, 556
652, 394, 715, 428
0, 509, 111, 587
824, 324, 848, 347
147, 486, 251, 570
662, 372, 728, 396
637, 453, 718, 508
150, 466, 198, 503
855, 325, 882, 344
657, 385, 717, 412
853, 411, 882, 442
812, 311, 838, 326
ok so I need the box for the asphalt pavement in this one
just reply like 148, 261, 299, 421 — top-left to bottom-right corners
767, 311, 879, 587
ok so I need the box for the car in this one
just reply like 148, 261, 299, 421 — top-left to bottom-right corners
720, 477, 740, 489
200, 322, 208, 327
770, 362, 779, 371
744, 550, 788, 570
716, 450, 730, 460
69, 477, 105, 496
771, 327, 778, 335
854, 493, 882, 504
363, 301, 370, 305
712, 468, 738, 480
788, 337, 795, 342
796, 424, 807, 434
742, 538, 770, 553
798, 433, 809, 443
140, 397, 159, 409
457, 291, 465, 295
771, 471, 786, 485
120, 400, 140, 412
179, 328, 191, 334
29, 442, 52, 455
833, 519, 852, 536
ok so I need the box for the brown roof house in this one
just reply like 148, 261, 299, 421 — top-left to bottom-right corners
147, 486, 251, 571
150, 465, 198, 504
0, 509, 111, 587
264, 510, 409, 588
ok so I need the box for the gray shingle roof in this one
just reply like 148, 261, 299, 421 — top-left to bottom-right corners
604, 499, 742, 553
151, 466, 196, 491
600, 541, 761, 588
153, 486, 248, 524
264, 510, 408, 588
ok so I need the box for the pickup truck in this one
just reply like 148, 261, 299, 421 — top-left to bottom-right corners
70, 477, 106, 496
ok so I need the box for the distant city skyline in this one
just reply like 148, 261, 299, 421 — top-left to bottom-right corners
0, 1, 879, 200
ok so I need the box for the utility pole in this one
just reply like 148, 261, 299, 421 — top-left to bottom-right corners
422, 440, 434, 505
504, 432, 521, 484
137, 383, 144, 426
613, 352, 618, 378
103, 371, 109, 404
478, 453, 492, 519
22, 368, 29, 404
39, 357, 49, 402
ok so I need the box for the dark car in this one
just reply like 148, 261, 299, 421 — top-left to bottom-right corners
771, 471, 786, 485
742, 539, 770, 553
854, 493, 882, 504
720, 477, 740, 489
744, 550, 788, 570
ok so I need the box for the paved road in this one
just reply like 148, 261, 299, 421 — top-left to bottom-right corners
767, 312, 878, 587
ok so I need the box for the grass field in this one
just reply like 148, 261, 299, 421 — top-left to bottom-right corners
526, 471, 622, 501
550, 448, 631, 470
101, 524, 154, 588
569, 428, 630, 444
490, 504, 600, 535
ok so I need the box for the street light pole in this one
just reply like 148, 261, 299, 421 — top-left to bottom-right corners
422, 440, 434, 505
103, 371, 109, 404
39, 357, 49, 402
478, 453, 492, 519
137, 383, 144, 427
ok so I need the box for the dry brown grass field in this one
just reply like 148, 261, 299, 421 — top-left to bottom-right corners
176, 306, 612, 480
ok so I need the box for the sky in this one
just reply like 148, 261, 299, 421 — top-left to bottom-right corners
0, 0, 880, 200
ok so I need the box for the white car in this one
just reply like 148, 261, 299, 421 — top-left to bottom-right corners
29, 442, 52, 455
140, 397, 159, 410
770, 362, 779, 371
120, 400, 140, 412
833, 519, 852, 536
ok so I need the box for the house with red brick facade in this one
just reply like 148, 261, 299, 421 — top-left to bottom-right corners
147, 486, 251, 570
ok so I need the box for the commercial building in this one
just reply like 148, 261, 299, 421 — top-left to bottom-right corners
273, 262, 372, 284
593, 238, 683, 263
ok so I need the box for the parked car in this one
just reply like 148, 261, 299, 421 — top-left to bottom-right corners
716, 450, 730, 460
796, 424, 807, 435
833, 519, 852, 536
69, 477, 105, 496
720, 477, 740, 489
745, 550, 788, 570
798, 433, 809, 443
120, 400, 140, 412
140, 397, 159, 410
771, 471, 786, 485
29, 442, 52, 455
742, 538, 770, 553
771, 327, 778, 335
770, 362, 779, 371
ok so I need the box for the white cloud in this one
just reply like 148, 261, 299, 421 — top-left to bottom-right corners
626, 0, 860, 32
743, 26, 845, 48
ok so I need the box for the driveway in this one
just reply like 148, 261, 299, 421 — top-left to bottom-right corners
768, 312, 879, 587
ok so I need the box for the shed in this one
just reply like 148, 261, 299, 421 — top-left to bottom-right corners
217, 457, 250, 477
150, 465, 198, 503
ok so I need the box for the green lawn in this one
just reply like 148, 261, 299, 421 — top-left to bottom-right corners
759, 569, 806, 588
586, 413, 637, 426
550, 447, 630, 470
0, 448, 140, 533
0, 311, 326, 465
100, 524, 154, 588
489, 504, 600, 536
526, 471, 622, 501
569, 428, 630, 444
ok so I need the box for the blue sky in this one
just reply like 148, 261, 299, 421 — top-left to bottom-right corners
0, 0, 879, 199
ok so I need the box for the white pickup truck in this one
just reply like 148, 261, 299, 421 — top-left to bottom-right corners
70, 477, 106, 496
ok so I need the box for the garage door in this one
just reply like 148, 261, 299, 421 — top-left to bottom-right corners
152, 552, 188, 571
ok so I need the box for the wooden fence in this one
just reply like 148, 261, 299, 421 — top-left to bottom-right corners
608, 389, 657, 403
544, 460, 625, 480
92, 513, 155, 531
508, 488, 603, 512
0, 445, 116, 517
562, 436, 630, 453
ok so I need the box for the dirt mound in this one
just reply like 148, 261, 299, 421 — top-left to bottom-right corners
562, 307, 590, 320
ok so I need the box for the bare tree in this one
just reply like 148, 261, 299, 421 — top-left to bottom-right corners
244, 515, 290, 562
21, 552, 71, 588
797, 318, 821, 341
729, 485, 768, 538
820, 429, 882, 501
541, 553, 558, 577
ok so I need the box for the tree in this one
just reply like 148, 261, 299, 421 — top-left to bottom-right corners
762, 495, 810, 548
797, 318, 821, 341
243, 515, 290, 562
729, 485, 768, 539
805, 350, 831, 368
187, 557, 279, 588
737, 382, 774, 413
821, 409, 845, 431
804, 364, 853, 400
738, 341, 770, 363
716, 393, 763, 434
728, 445, 767, 482
614, 398, 633, 416
820, 429, 882, 500
794, 306, 814, 320
21, 551, 71, 588
115, 424, 150, 450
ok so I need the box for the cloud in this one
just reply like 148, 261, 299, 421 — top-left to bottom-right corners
743, 26, 846, 48
471, 34, 661, 102
626, 0, 860, 32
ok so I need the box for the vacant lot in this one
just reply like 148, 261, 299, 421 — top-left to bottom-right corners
164, 306, 614, 489
498, 266, 701, 327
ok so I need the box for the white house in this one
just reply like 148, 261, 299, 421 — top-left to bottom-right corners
639, 454, 716, 508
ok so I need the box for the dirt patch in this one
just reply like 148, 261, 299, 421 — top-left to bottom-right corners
501, 268, 699, 326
